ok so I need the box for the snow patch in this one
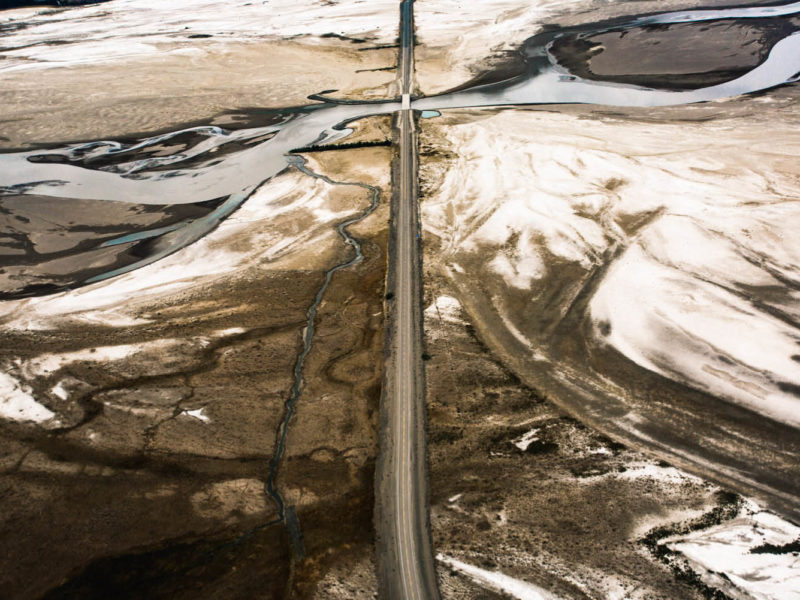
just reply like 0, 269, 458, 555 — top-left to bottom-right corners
213, 328, 247, 337
512, 428, 540, 451
588, 446, 613, 456
20, 339, 181, 378
616, 462, 703, 485
184, 408, 211, 423
425, 295, 465, 324
664, 500, 800, 600
50, 381, 69, 401
590, 237, 800, 428
438, 553, 559, 600
0, 372, 55, 424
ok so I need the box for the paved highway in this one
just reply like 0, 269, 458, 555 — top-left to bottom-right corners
375, 1, 441, 599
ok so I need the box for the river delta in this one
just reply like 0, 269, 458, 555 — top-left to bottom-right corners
1, 0, 799, 598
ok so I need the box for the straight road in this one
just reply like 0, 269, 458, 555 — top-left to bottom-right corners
375, 1, 441, 599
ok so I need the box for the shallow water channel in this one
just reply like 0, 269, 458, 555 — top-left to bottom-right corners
0, 1, 798, 298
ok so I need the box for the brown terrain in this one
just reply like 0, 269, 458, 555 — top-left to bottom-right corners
422, 263, 740, 599
0, 118, 391, 599
416, 92, 800, 598
2, 1, 800, 598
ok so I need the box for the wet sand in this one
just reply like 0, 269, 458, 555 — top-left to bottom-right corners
0, 195, 226, 299
548, 16, 800, 90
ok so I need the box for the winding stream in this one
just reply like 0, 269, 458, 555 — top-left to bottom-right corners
263, 155, 381, 540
